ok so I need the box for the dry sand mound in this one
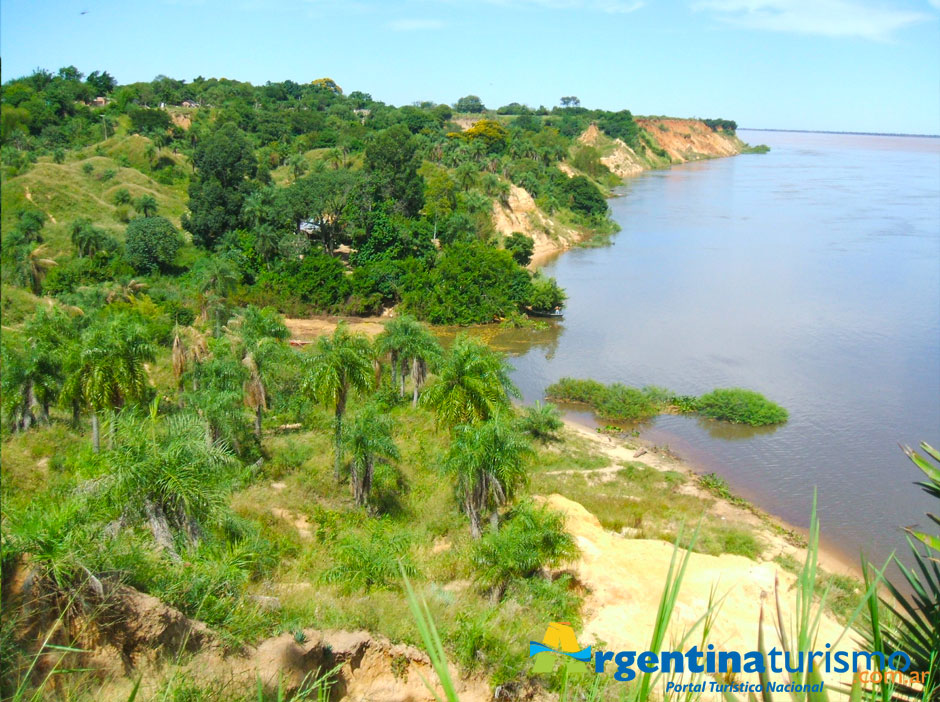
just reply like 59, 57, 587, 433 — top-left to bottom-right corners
542, 494, 858, 695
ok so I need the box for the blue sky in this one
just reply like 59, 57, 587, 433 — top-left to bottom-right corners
1, 0, 938, 134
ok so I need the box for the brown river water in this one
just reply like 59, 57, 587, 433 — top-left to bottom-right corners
482, 130, 940, 571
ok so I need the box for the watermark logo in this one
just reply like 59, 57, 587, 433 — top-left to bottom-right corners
529, 622, 592, 674
526, 622, 927, 693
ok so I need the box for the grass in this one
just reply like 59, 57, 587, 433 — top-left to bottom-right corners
530, 455, 765, 560
1, 135, 188, 260
546, 377, 788, 427
695, 388, 788, 426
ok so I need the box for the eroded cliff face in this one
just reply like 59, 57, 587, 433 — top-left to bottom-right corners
492, 119, 747, 258
578, 123, 647, 178
636, 117, 745, 162
491, 184, 585, 264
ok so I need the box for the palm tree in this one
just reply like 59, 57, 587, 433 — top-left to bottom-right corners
420, 334, 519, 429
63, 316, 156, 452
194, 255, 239, 332
376, 316, 443, 404
16, 244, 57, 295
443, 413, 532, 537
183, 351, 246, 451
1, 309, 72, 431
242, 353, 266, 440
861, 442, 940, 700
109, 408, 235, 560
287, 152, 308, 182
227, 306, 290, 440
303, 323, 375, 481
69, 217, 113, 257
134, 194, 158, 217
345, 404, 400, 509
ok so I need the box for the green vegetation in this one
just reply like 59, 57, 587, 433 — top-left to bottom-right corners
408, 498, 922, 702
860, 442, 940, 700
695, 388, 788, 426
544, 378, 662, 422
1, 65, 820, 701
2, 68, 697, 327
546, 377, 788, 426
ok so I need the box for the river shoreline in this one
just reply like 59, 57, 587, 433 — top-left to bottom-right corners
557, 415, 863, 580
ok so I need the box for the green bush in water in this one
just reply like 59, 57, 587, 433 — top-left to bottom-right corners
695, 388, 788, 426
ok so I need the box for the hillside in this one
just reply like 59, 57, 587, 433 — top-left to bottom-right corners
1, 135, 188, 259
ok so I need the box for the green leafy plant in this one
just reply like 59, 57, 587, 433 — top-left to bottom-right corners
695, 388, 788, 426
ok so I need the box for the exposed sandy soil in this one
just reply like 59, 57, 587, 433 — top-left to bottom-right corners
578, 124, 647, 178
542, 493, 858, 697
558, 420, 860, 578
452, 116, 481, 131
490, 184, 585, 266
503, 120, 745, 259
638, 118, 744, 162
284, 315, 387, 342
169, 112, 192, 130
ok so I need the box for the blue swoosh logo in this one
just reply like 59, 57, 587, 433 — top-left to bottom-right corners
528, 642, 592, 661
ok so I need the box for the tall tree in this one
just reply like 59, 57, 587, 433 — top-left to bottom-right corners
420, 335, 518, 428
182, 123, 257, 249
0, 309, 69, 432
364, 124, 425, 217
303, 324, 375, 481
134, 194, 158, 217
376, 316, 442, 405
227, 306, 289, 439
70, 217, 114, 257
345, 404, 399, 508
444, 413, 531, 537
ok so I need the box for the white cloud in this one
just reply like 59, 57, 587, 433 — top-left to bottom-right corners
693, 0, 931, 40
388, 18, 447, 30
490, 0, 644, 12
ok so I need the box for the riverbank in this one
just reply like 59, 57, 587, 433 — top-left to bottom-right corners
558, 417, 862, 580
491, 118, 751, 263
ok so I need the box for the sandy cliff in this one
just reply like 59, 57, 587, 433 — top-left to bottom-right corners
492, 119, 748, 259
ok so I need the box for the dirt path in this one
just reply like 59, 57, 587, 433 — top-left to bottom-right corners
284, 315, 387, 341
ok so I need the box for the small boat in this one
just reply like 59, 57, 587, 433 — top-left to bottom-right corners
526, 309, 564, 319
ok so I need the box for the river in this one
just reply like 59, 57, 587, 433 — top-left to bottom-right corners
506, 129, 940, 570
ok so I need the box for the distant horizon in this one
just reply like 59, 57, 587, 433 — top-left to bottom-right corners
739, 127, 940, 138
3, 61, 938, 140
1, 0, 937, 136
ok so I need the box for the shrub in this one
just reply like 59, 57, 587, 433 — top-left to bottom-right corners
402, 241, 533, 325
504, 232, 534, 266
562, 175, 607, 218
471, 501, 578, 600
128, 107, 172, 135
695, 388, 788, 426
545, 377, 658, 421
597, 109, 640, 148
321, 522, 416, 593
516, 401, 563, 443
254, 252, 351, 312
526, 273, 566, 313
124, 216, 181, 274
111, 188, 132, 205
